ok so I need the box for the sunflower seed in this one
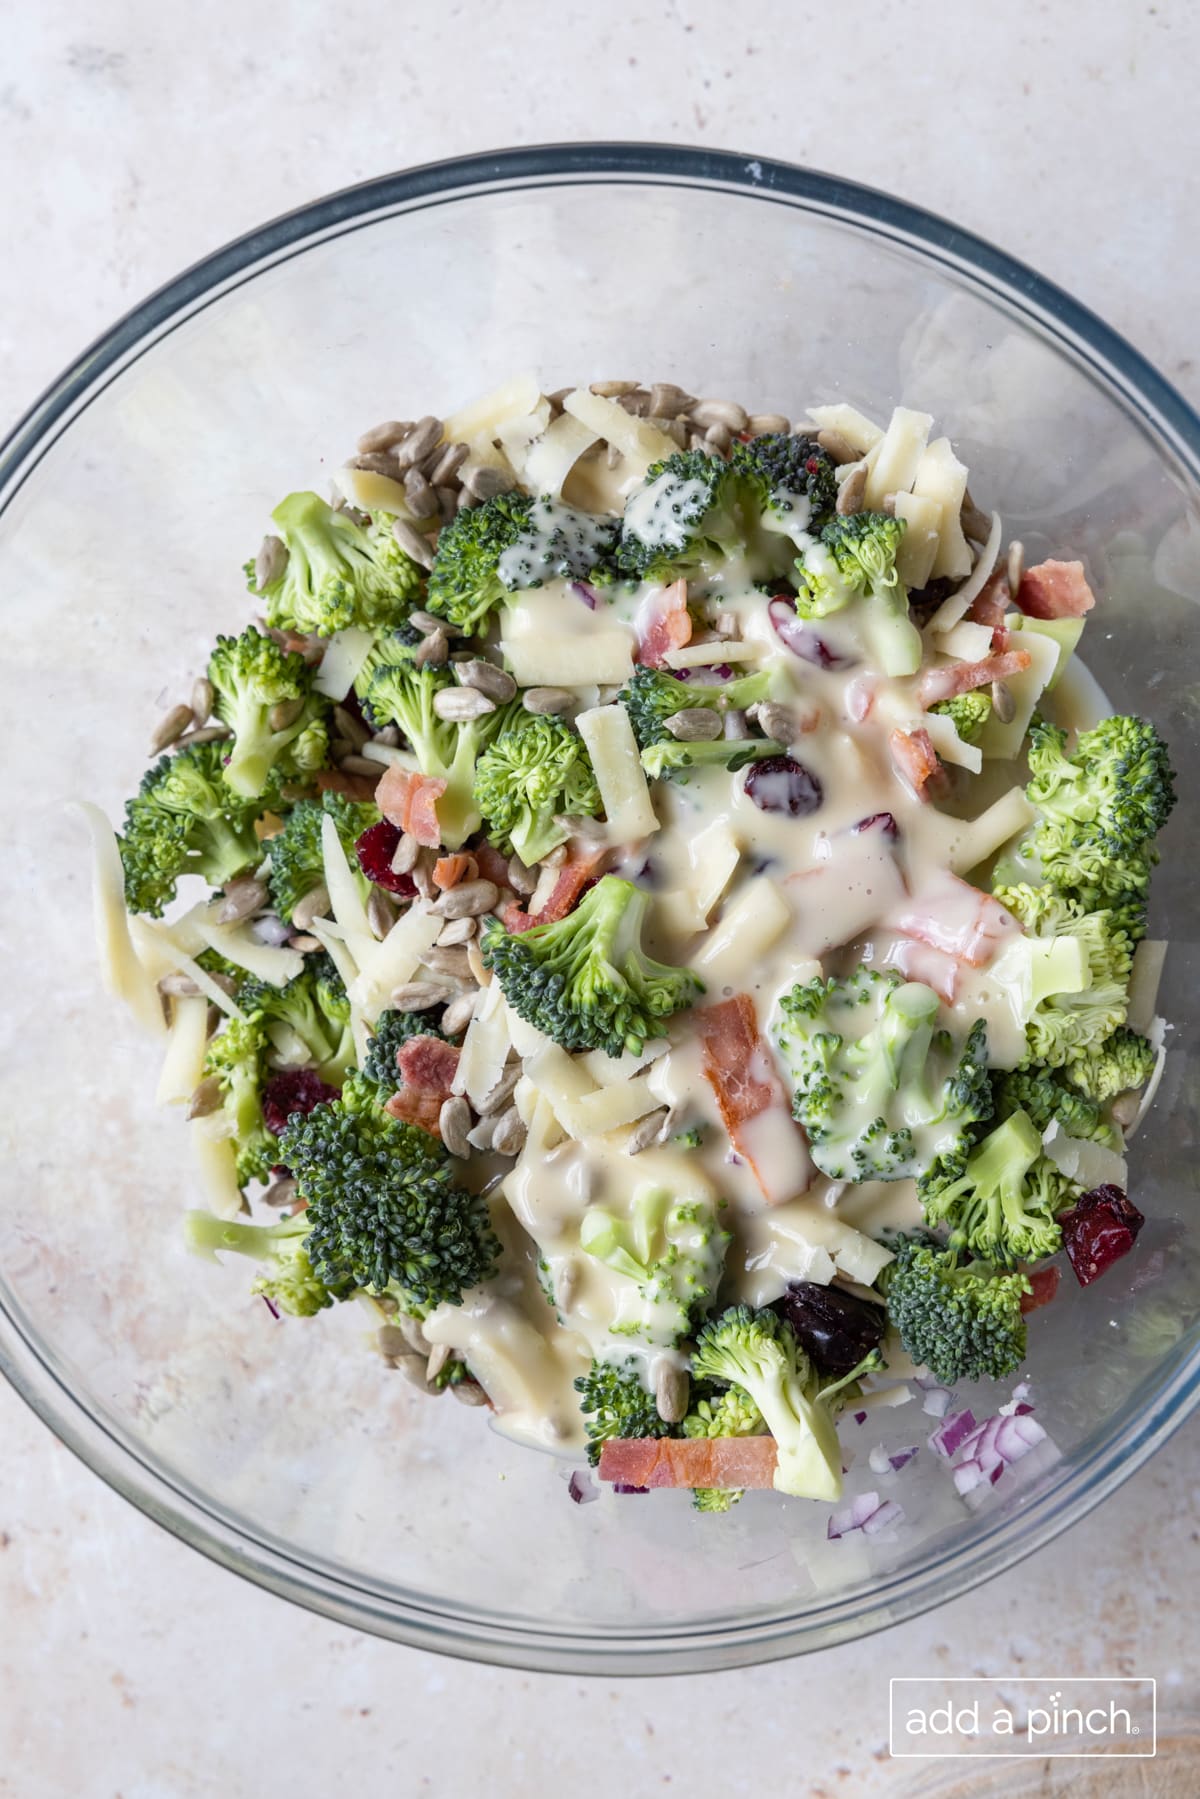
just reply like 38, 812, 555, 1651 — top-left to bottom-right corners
367, 889, 398, 939
555, 813, 607, 847
287, 885, 328, 933
351, 451, 402, 478
392, 515, 434, 570
440, 990, 478, 1036
815, 427, 861, 466
268, 695, 306, 732
433, 878, 500, 920
456, 658, 516, 704
748, 412, 790, 435
288, 933, 322, 952
357, 419, 412, 455
333, 704, 370, 750
490, 1105, 527, 1157
404, 467, 439, 519
396, 1312, 430, 1353
433, 686, 496, 723
187, 1074, 223, 1119
338, 754, 383, 780
255, 535, 288, 590
426, 1342, 453, 1384
450, 1379, 488, 1407
205, 1005, 222, 1037
1007, 539, 1025, 598
435, 1094, 472, 1159
150, 703, 194, 754
836, 463, 868, 516
408, 609, 455, 638
590, 380, 639, 398
747, 700, 797, 745
618, 390, 651, 416
262, 1175, 298, 1208
961, 491, 992, 544
436, 916, 477, 947
1110, 1090, 1141, 1127
414, 627, 449, 669
393, 416, 443, 469
424, 945, 474, 979
655, 1362, 690, 1424
704, 423, 733, 454
377, 1325, 411, 1358
371, 724, 401, 748
688, 431, 708, 451
428, 441, 470, 487
158, 971, 202, 998
216, 877, 268, 924
411, 854, 438, 900
190, 676, 214, 723
665, 707, 723, 741
466, 939, 490, 986
554, 1259, 579, 1313
689, 398, 749, 433
460, 463, 515, 501
173, 723, 233, 750
506, 854, 537, 896
391, 978, 455, 1010
479, 1064, 521, 1117
522, 685, 574, 716
647, 383, 693, 419
991, 680, 1016, 724
390, 832, 421, 875
626, 1106, 670, 1154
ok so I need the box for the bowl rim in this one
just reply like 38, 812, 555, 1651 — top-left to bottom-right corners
2, 141, 1198, 1675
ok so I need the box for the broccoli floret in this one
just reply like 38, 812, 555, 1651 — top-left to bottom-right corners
993, 883, 1132, 1069
931, 689, 993, 744
425, 491, 617, 635
265, 803, 359, 925
617, 664, 774, 750
918, 1110, 1069, 1266
208, 628, 330, 800
774, 969, 991, 1182
690, 1305, 876, 1500
682, 1384, 766, 1512
241, 954, 355, 1086
250, 491, 424, 637
1021, 715, 1176, 916
363, 643, 505, 847
203, 1010, 275, 1188
993, 1066, 1120, 1148
195, 945, 249, 995
359, 1006, 446, 1095
279, 1084, 499, 1308
265, 791, 379, 922
118, 742, 271, 916
879, 1234, 1030, 1385
473, 708, 603, 867
639, 738, 785, 780
574, 1357, 673, 1467
185, 1209, 339, 1316
728, 432, 838, 527
579, 1186, 730, 1348
482, 874, 704, 1057
793, 512, 920, 677
350, 620, 424, 701
1065, 1024, 1158, 1104
614, 450, 765, 583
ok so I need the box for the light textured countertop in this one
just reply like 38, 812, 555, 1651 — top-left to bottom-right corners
3, 4, 1199, 1795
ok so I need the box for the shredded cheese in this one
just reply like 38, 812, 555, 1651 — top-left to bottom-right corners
560, 389, 677, 480
1127, 940, 1168, 1036
347, 903, 442, 1025
443, 373, 543, 446
935, 620, 995, 663
694, 878, 790, 985
335, 465, 413, 518
662, 640, 761, 668
576, 704, 660, 843
912, 438, 972, 580
893, 492, 941, 590
129, 917, 245, 1020
928, 510, 1004, 633
501, 632, 634, 688
976, 626, 1060, 759
863, 406, 933, 510
522, 1041, 597, 1133
561, 1070, 660, 1140
1042, 1120, 1128, 1191
314, 627, 376, 700
805, 403, 883, 454
452, 979, 513, 1111
495, 397, 552, 477
194, 917, 303, 987
321, 813, 375, 970
74, 801, 167, 1035
155, 995, 210, 1106
188, 1120, 243, 1220
921, 707, 983, 774
523, 412, 599, 495
937, 789, 1037, 876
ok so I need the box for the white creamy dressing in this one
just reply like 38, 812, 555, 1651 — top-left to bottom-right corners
441, 491, 1094, 1454
495, 496, 616, 591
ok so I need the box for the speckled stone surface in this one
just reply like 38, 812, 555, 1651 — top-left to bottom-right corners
2, 4, 1199, 1794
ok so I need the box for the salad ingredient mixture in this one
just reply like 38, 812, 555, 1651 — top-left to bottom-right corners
87, 378, 1177, 1515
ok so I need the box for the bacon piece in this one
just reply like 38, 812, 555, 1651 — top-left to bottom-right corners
888, 872, 1021, 968
473, 842, 512, 889
1020, 1265, 1061, 1315
502, 846, 610, 933
889, 727, 944, 802
695, 996, 808, 1202
845, 674, 877, 722
313, 768, 379, 804
965, 569, 1010, 645
433, 853, 477, 891
397, 1034, 461, 1099
885, 937, 960, 1003
598, 1435, 779, 1490
917, 644, 1032, 708
1016, 558, 1096, 620
635, 578, 691, 668
375, 765, 446, 846
383, 1088, 442, 1134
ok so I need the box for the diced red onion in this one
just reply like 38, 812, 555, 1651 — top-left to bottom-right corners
950, 1409, 1047, 1498
861, 1499, 904, 1535
611, 1482, 649, 1495
920, 1382, 954, 1418
852, 1410, 868, 1426
928, 1409, 977, 1459
868, 1443, 918, 1475
827, 1491, 905, 1539
568, 1469, 598, 1505
250, 913, 292, 946
568, 580, 599, 611
261, 1294, 281, 1320
767, 597, 854, 669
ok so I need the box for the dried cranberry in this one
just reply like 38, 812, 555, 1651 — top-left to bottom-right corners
852, 812, 899, 841
743, 753, 823, 817
777, 1280, 886, 1376
262, 1069, 339, 1136
1020, 1265, 1062, 1314
1059, 1185, 1146, 1287
767, 597, 855, 670
355, 819, 419, 897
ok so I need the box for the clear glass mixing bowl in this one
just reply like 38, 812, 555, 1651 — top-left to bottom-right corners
1, 145, 1198, 1674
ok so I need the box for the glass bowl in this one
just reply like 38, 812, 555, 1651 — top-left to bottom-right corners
2, 144, 1198, 1676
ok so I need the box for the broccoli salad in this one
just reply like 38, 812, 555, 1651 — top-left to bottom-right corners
84, 378, 1177, 1516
